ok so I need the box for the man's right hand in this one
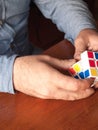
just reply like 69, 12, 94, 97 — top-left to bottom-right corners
13, 55, 95, 100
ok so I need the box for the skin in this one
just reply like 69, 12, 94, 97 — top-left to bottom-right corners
74, 29, 98, 89
74, 29, 98, 59
13, 53, 94, 101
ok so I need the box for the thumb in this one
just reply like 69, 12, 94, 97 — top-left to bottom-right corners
63, 59, 76, 69
74, 38, 87, 60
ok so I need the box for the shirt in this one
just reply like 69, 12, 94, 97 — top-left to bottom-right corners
0, 0, 96, 94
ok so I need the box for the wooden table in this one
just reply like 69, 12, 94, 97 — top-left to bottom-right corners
0, 40, 98, 130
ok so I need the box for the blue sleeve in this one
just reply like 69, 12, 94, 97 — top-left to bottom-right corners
34, 0, 97, 43
0, 22, 18, 94
0, 55, 18, 94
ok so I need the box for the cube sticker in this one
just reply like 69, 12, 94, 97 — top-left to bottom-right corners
69, 51, 98, 79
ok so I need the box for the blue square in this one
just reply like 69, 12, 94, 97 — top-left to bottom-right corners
84, 70, 90, 78
95, 52, 98, 59
74, 75, 79, 79
79, 72, 85, 79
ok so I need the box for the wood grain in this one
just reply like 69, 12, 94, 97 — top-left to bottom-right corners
0, 91, 98, 130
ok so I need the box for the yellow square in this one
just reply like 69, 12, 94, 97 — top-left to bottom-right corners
73, 63, 81, 72
90, 68, 98, 76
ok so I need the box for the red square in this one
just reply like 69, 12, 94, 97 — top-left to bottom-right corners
69, 68, 76, 75
96, 61, 98, 67
87, 51, 94, 58
89, 60, 95, 67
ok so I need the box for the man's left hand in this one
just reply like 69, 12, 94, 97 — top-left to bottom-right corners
74, 29, 98, 60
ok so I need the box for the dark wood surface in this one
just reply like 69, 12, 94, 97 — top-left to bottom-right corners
0, 40, 98, 130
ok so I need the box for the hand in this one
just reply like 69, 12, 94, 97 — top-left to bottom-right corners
74, 29, 98, 60
13, 55, 94, 100
92, 79, 98, 89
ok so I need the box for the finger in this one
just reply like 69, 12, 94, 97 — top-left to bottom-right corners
94, 83, 98, 88
74, 38, 87, 60
49, 58, 76, 69
93, 79, 98, 88
40, 87, 95, 101
88, 33, 98, 51
53, 73, 95, 91
46, 61, 95, 91
70, 88, 95, 100
88, 42, 98, 52
40, 55, 76, 69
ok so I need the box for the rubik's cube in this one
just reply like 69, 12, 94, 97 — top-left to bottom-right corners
69, 51, 98, 79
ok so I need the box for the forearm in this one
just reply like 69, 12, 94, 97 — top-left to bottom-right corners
34, 0, 96, 43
